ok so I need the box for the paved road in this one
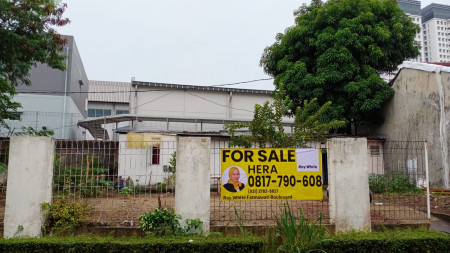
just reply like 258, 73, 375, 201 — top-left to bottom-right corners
430, 213, 450, 233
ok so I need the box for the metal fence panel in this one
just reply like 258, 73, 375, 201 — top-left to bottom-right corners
210, 140, 330, 226
54, 139, 177, 226
369, 141, 429, 224
0, 137, 432, 228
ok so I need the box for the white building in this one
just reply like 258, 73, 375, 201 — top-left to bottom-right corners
79, 82, 284, 185
421, 4, 450, 63
398, 0, 425, 62
88, 80, 131, 118
79, 81, 282, 140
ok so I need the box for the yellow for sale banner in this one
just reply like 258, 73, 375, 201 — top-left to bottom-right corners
221, 148, 323, 201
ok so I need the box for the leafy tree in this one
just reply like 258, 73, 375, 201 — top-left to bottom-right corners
0, 0, 69, 127
260, 0, 420, 129
226, 91, 345, 148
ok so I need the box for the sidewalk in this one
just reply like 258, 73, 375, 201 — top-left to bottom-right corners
430, 213, 450, 234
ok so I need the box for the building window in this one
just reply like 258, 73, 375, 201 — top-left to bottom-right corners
370, 145, 380, 156
116, 109, 130, 115
150, 146, 160, 165
88, 108, 112, 117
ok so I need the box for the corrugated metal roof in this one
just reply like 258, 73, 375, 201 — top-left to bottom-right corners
132, 81, 273, 94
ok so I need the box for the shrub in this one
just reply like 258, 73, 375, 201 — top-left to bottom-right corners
156, 182, 167, 193
41, 200, 91, 235
53, 155, 113, 198
0, 236, 264, 253
369, 172, 422, 194
369, 174, 388, 194
318, 229, 450, 253
138, 207, 181, 236
119, 187, 134, 197
184, 218, 204, 235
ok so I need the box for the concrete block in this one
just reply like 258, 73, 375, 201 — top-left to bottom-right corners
328, 137, 371, 232
175, 137, 211, 233
4, 136, 55, 238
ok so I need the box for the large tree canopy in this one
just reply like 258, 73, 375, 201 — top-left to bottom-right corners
0, 0, 69, 126
261, 0, 420, 128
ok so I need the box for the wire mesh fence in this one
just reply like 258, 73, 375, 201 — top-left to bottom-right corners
53, 138, 177, 226
210, 140, 329, 226
0, 111, 85, 139
368, 140, 429, 224
0, 137, 433, 228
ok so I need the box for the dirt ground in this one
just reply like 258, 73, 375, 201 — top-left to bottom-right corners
81, 192, 450, 227
0, 193, 448, 227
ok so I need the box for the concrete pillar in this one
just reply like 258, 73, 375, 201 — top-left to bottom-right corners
175, 136, 211, 233
328, 137, 371, 232
4, 136, 55, 238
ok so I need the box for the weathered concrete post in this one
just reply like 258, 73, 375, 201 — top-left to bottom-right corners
175, 136, 211, 233
328, 137, 371, 232
4, 136, 55, 238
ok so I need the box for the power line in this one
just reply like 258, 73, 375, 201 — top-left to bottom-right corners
211, 78, 274, 87
185, 91, 254, 113
131, 90, 177, 110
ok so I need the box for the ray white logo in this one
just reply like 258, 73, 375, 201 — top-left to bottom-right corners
296, 149, 320, 172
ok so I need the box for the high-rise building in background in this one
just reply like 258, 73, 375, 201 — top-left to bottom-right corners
397, 1, 450, 64
421, 4, 450, 63
381, 1, 450, 82
398, 0, 425, 62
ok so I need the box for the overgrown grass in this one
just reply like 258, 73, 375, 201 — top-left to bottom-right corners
369, 172, 422, 194
264, 203, 329, 253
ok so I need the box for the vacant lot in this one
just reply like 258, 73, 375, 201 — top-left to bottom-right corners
0, 192, 448, 227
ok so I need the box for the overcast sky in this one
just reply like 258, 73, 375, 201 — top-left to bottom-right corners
57, 0, 449, 91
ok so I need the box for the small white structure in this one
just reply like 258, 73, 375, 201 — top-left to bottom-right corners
118, 133, 177, 186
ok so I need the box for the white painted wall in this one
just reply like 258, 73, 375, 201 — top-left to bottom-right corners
328, 137, 371, 232
117, 134, 177, 186
131, 87, 272, 120
4, 136, 54, 238
372, 64, 450, 188
175, 136, 211, 233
